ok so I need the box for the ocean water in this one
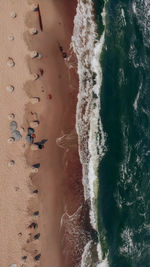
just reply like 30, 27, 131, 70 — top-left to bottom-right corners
72, 0, 150, 266
98, 0, 150, 266
72, 0, 107, 265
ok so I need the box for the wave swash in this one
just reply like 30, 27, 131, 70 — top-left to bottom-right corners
71, 0, 108, 266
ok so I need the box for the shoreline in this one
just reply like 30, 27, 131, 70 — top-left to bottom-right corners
71, 1, 109, 266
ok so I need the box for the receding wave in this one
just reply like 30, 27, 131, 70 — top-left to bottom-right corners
71, 0, 108, 266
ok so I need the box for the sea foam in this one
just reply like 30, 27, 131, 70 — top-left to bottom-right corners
71, 0, 108, 266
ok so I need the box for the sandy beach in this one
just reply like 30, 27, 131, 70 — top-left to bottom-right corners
0, 0, 88, 266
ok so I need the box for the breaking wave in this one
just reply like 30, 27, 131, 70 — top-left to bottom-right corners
71, 0, 108, 266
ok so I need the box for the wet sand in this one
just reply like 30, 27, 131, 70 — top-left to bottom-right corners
0, 0, 89, 267
24, 0, 84, 266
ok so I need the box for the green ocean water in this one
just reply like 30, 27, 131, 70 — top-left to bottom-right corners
94, 0, 150, 266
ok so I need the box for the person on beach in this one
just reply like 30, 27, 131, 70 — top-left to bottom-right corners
58, 42, 67, 59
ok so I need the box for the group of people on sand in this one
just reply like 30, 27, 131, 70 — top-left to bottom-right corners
7, 3, 44, 264
8, 2, 68, 265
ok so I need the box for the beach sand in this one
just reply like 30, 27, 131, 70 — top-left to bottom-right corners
0, 0, 89, 267
0, 1, 36, 266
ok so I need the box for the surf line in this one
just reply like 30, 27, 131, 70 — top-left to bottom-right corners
71, 0, 109, 265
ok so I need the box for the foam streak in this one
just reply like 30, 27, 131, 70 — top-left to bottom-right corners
72, 0, 108, 266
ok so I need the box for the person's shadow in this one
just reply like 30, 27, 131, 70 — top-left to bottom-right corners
34, 139, 48, 149
32, 163, 40, 168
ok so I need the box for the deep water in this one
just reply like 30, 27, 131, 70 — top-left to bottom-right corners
95, 0, 150, 266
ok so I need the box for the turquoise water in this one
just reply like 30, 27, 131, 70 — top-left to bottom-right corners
94, 0, 150, 266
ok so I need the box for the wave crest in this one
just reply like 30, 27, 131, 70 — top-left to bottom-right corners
71, 0, 108, 266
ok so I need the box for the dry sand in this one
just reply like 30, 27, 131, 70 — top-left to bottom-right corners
0, 0, 87, 267
0, 1, 38, 266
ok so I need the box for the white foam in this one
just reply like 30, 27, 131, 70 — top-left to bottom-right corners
72, 0, 108, 266
133, 0, 150, 47
72, 0, 98, 203
72, 0, 106, 227
96, 243, 109, 267
88, 21, 106, 231
97, 261, 109, 267
132, 3, 137, 14
120, 227, 135, 256
133, 82, 142, 111
81, 241, 109, 267
121, 8, 126, 26
80, 240, 93, 267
